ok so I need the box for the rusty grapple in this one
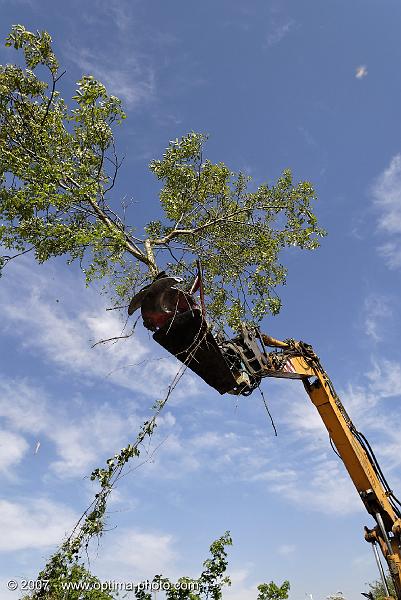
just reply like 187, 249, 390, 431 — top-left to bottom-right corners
127, 272, 270, 395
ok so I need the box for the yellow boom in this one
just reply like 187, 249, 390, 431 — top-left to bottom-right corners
255, 335, 401, 600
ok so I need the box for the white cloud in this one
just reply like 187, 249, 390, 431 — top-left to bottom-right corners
0, 377, 144, 478
269, 458, 361, 514
67, 46, 155, 109
224, 569, 261, 600
141, 425, 274, 483
298, 126, 318, 148
363, 294, 392, 341
254, 375, 401, 514
277, 544, 296, 556
366, 359, 401, 399
265, 20, 295, 47
377, 241, 401, 268
0, 259, 200, 479
0, 430, 29, 473
95, 528, 177, 581
0, 372, 190, 480
372, 154, 401, 267
121, 366, 400, 516
0, 260, 197, 398
2, 261, 401, 519
81, 0, 145, 36
48, 405, 137, 477
373, 155, 401, 234
0, 498, 77, 551
94, 0, 133, 32
130, 388, 362, 514
280, 390, 326, 437
0, 379, 48, 433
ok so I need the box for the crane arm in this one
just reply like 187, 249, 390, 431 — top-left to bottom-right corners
258, 335, 401, 600
127, 278, 401, 597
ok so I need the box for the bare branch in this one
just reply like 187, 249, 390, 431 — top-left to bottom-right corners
91, 333, 134, 348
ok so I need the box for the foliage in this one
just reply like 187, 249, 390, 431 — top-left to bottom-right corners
133, 532, 232, 600
0, 25, 130, 280
21, 530, 284, 600
0, 25, 325, 330
24, 381, 179, 598
366, 573, 396, 600
256, 580, 290, 600
21, 563, 115, 600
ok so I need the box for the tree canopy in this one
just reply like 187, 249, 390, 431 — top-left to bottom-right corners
0, 24, 325, 330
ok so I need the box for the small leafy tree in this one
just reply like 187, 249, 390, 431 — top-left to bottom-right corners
257, 580, 290, 600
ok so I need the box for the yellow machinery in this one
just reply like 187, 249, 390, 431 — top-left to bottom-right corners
252, 334, 401, 600
128, 275, 401, 598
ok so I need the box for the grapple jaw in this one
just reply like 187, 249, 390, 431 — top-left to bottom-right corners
128, 274, 270, 395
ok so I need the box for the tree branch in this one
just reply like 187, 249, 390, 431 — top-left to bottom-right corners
40, 69, 66, 127
151, 204, 287, 245
61, 175, 153, 270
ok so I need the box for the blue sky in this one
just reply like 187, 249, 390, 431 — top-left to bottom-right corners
1, 1, 401, 598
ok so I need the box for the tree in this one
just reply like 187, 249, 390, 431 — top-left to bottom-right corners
0, 24, 324, 599
257, 580, 290, 600
0, 25, 325, 331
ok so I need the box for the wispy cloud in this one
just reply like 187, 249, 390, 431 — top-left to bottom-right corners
363, 294, 393, 341
224, 569, 261, 600
96, 528, 177, 580
0, 260, 197, 398
268, 457, 361, 514
0, 497, 77, 551
2, 262, 401, 519
366, 358, 401, 400
277, 543, 296, 556
67, 46, 155, 110
265, 20, 295, 48
125, 358, 401, 515
92, 0, 134, 33
260, 368, 401, 514
134, 389, 360, 514
372, 154, 401, 268
298, 126, 318, 148
0, 378, 137, 478
0, 430, 28, 474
